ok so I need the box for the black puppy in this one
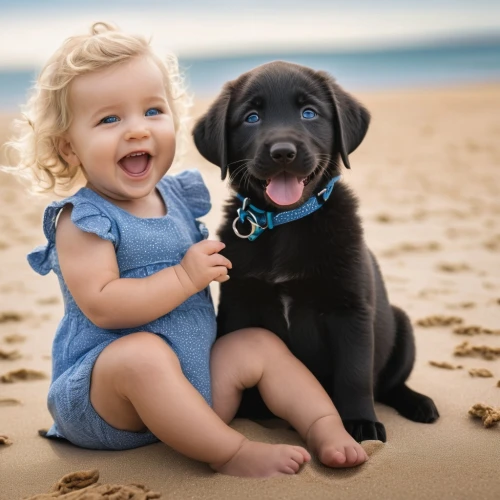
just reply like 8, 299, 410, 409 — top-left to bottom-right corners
193, 61, 439, 443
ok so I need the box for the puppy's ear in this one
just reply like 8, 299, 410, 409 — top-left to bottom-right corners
193, 84, 232, 180
316, 72, 370, 169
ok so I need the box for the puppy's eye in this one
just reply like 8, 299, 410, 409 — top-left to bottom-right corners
245, 113, 260, 123
302, 109, 317, 120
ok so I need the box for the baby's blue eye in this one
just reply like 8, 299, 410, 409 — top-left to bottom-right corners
145, 108, 161, 116
100, 115, 119, 124
302, 109, 317, 119
245, 113, 260, 123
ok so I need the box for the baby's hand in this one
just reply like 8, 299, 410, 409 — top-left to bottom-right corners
177, 240, 232, 295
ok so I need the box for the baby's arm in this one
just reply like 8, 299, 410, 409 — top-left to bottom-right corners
55, 207, 231, 329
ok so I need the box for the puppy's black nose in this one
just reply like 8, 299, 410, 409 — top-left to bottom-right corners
270, 142, 296, 164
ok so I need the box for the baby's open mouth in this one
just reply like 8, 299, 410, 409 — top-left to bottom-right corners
263, 172, 312, 206
118, 151, 151, 176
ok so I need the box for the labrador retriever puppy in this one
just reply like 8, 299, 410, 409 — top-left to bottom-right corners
193, 61, 439, 442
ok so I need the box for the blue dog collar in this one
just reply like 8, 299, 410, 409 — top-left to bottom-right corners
233, 175, 341, 241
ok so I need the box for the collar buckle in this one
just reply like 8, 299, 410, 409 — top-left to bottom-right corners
316, 179, 337, 202
232, 203, 267, 239
317, 187, 327, 199
241, 197, 251, 211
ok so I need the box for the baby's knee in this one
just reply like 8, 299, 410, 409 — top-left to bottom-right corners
213, 328, 288, 362
100, 332, 180, 378
243, 328, 285, 350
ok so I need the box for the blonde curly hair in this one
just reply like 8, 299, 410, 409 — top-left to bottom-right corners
2, 21, 191, 195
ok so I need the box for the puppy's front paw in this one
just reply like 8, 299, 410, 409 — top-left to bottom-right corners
343, 419, 386, 443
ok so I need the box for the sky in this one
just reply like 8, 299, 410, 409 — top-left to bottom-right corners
0, 0, 499, 67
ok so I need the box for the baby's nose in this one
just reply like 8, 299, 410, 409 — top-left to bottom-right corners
125, 127, 151, 141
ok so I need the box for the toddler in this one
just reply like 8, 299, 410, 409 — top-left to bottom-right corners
3, 22, 368, 477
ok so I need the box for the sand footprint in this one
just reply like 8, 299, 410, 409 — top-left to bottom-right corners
437, 262, 471, 273
3, 334, 26, 344
0, 368, 47, 383
0, 349, 21, 360
0, 311, 25, 324
382, 241, 441, 258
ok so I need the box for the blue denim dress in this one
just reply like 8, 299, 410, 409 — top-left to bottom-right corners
28, 170, 217, 450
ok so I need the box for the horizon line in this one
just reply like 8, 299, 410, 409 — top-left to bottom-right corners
0, 30, 498, 71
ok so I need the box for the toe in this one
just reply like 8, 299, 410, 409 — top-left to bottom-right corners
287, 458, 301, 473
350, 445, 368, 466
290, 449, 305, 465
358, 446, 369, 464
344, 446, 359, 465
352, 444, 368, 464
333, 450, 347, 465
327, 449, 347, 466
293, 446, 311, 462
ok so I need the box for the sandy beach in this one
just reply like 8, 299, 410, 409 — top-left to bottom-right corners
1, 84, 499, 499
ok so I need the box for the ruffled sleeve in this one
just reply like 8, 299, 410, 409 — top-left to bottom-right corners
69, 202, 117, 243
172, 169, 211, 219
27, 196, 118, 276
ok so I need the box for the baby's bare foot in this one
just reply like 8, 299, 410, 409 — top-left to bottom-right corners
211, 440, 311, 477
306, 415, 369, 468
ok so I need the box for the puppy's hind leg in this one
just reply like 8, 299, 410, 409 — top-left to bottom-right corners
376, 306, 440, 423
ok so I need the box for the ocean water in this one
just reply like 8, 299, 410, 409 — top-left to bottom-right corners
1, 38, 499, 110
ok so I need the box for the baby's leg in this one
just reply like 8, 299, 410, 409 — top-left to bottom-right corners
90, 332, 309, 477
211, 329, 369, 469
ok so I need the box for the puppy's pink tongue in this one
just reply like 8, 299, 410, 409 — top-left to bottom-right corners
266, 172, 304, 205
119, 155, 148, 175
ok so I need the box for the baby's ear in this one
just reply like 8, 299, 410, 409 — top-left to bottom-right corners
56, 135, 80, 167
